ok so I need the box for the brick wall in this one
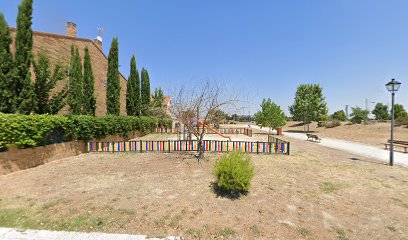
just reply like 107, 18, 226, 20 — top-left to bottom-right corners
9, 29, 128, 116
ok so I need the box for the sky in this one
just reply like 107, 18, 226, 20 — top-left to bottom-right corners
2, 0, 408, 115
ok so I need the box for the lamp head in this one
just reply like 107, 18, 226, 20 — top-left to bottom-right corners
386, 79, 401, 93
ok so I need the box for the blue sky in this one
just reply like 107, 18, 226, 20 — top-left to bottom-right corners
2, 0, 408, 115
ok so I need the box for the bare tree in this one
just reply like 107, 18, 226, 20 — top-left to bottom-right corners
171, 80, 236, 160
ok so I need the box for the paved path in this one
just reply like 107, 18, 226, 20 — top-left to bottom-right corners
0, 227, 181, 240
247, 125, 408, 168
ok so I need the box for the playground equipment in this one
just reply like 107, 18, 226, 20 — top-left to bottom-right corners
197, 120, 231, 141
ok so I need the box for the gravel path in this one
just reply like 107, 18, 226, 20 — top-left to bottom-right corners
0, 227, 181, 240
245, 125, 408, 168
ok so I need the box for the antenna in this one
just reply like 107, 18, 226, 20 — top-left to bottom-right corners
96, 27, 104, 43
97, 27, 104, 36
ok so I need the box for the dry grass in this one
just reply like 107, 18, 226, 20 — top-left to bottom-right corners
0, 140, 407, 239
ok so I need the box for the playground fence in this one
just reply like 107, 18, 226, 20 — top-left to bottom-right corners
268, 135, 290, 154
153, 127, 253, 137
87, 139, 290, 155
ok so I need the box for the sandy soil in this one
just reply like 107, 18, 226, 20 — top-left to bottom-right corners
0, 136, 407, 239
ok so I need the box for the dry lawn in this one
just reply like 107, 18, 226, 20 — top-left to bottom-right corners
284, 121, 408, 147
0, 138, 407, 239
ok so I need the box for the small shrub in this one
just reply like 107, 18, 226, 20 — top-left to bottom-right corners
325, 119, 341, 128
396, 116, 408, 127
213, 152, 254, 192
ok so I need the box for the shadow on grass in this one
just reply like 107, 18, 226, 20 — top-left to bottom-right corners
349, 157, 386, 166
209, 182, 248, 200
285, 130, 317, 133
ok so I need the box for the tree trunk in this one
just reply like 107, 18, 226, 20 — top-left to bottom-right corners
197, 139, 204, 160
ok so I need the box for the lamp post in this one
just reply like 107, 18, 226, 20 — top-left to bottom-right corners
385, 78, 401, 166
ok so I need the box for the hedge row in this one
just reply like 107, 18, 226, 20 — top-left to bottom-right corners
0, 113, 172, 150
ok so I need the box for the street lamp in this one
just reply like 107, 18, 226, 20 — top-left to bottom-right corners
385, 78, 402, 166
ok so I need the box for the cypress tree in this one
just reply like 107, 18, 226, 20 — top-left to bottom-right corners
83, 47, 96, 115
0, 13, 15, 113
33, 51, 66, 114
14, 0, 35, 114
67, 45, 83, 114
106, 37, 120, 115
140, 68, 151, 116
126, 55, 141, 116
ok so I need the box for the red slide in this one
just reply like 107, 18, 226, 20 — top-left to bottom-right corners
198, 120, 231, 141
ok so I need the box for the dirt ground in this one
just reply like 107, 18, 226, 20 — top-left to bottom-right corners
0, 134, 407, 239
278, 121, 408, 147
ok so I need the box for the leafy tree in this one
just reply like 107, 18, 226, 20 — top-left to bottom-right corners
331, 110, 347, 121
106, 38, 120, 115
289, 84, 328, 131
126, 56, 141, 116
372, 103, 389, 120
33, 52, 67, 114
140, 68, 151, 116
350, 106, 369, 124
0, 13, 15, 113
67, 45, 83, 115
152, 87, 164, 108
82, 47, 96, 115
254, 98, 286, 132
14, 0, 35, 114
393, 104, 407, 119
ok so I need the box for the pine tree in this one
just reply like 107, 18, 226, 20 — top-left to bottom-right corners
67, 45, 83, 114
0, 13, 15, 113
33, 51, 67, 114
106, 38, 120, 115
83, 47, 96, 115
140, 68, 151, 116
14, 0, 35, 114
152, 87, 164, 108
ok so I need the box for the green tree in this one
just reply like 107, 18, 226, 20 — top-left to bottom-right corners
152, 87, 164, 108
350, 106, 369, 124
254, 98, 286, 133
140, 68, 151, 116
33, 52, 67, 114
394, 104, 407, 119
82, 47, 96, 115
372, 103, 389, 120
126, 56, 141, 116
14, 0, 35, 114
331, 110, 347, 121
289, 84, 328, 132
0, 13, 15, 113
67, 45, 83, 115
106, 38, 120, 115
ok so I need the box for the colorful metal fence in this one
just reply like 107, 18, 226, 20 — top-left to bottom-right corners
87, 139, 290, 155
267, 135, 290, 154
153, 127, 253, 136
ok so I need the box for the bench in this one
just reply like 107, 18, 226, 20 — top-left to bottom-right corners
306, 133, 321, 142
384, 140, 408, 153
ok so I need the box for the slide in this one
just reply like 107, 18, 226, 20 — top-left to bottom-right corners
198, 120, 231, 141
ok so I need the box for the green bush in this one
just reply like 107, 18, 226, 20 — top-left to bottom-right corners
325, 119, 341, 128
213, 152, 254, 192
0, 113, 172, 150
396, 116, 408, 127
